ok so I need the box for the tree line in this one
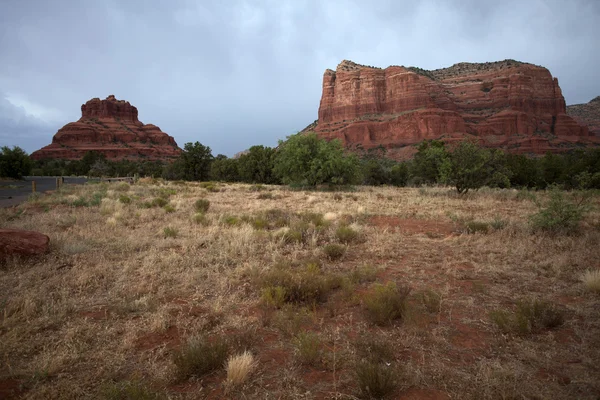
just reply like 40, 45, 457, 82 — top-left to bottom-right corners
2, 133, 600, 191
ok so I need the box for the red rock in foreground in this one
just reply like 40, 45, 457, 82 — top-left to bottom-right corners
31, 95, 181, 161
314, 60, 599, 158
0, 229, 49, 259
567, 96, 600, 138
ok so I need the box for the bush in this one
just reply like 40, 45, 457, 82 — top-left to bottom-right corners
258, 262, 342, 305
152, 197, 168, 207
100, 380, 164, 400
0, 146, 33, 179
530, 188, 589, 234
294, 332, 322, 366
364, 282, 410, 326
464, 221, 490, 234
355, 360, 397, 399
118, 195, 131, 204
349, 264, 378, 284
194, 198, 210, 213
490, 299, 564, 335
257, 192, 274, 200
335, 225, 359, 244
163, 204, 176, 213
163, 227, 178, 238
419, 288, 442, 313
192, 212, 210, 226
323, 243, 346, 261
172, 336, 229, 380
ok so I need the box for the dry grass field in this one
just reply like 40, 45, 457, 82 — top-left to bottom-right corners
1, 180, 599, 399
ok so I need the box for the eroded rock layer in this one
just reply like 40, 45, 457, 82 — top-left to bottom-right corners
567, 96, 600, 138
315, 60, 598, 158
31, 95, 181, 161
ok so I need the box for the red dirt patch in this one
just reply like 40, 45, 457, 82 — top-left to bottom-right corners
0, 378, 26, 399
369, 216, 456, 237
135, 326, 181, 351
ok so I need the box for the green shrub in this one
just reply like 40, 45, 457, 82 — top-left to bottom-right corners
152, 197, 168, 207
490, 217, 508, 230
355, 360, 397, 399
335, 225, 359, 243
277, 228, 304, 244
172, 336, 229, 380
530, 188, 589, 234
464, 221, 490, 234
490, 298, 564, 335
100, 380, 164, 400
257, 192, 274, 200
164, 204, 176, 213
222, 215, 241, 226
323, 243, 346, 261
251, 217, 269, 230
294, 332, 321, 366
118, 195, 131, 204
163, 227, 178, 238
258, 262, 342, 305
364, 282, 410, 326
419, 288, 442, 313
349, 264, 378, 284
72, 197, 89, 207
114, 182, 130, 192
192, 213, 210, 226
139, 201, 153, 209
194, 198, 210, 213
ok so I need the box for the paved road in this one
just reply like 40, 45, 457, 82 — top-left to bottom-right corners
0, 177, 90, 208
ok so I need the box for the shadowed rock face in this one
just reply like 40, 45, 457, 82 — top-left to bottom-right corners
31, 95, 181, 161
315, 60, 599, 159
567, 96, 600, 138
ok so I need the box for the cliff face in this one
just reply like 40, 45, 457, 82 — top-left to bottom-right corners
31, 95, 181, 161
315, 60, 598, 158
567, 96, 600, 137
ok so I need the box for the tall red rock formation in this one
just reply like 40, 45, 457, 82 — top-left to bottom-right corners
31, 95, 181, 161
314, 60, 598, 158
567, 96, 600, 137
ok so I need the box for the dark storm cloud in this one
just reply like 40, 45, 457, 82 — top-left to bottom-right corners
0, 0, 598, 155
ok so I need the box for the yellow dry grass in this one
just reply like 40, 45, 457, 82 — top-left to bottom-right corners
0, 181, 599, 399
225, 351, 256, 387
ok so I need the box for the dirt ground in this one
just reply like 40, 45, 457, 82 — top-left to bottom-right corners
1, 181, 599, 399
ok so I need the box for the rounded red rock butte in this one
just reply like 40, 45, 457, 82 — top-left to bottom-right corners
31, 95, 181, 161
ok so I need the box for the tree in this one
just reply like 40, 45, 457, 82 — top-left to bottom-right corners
410, 140, 449, 185
273, 133, 361, 186
0, 146, 33, 179
237, 145, 278, 184
443, 140, 510, 194
178, 142, 214, 181
210, 156, 240, 182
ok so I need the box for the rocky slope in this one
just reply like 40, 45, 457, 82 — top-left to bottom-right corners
31, 95, 181, 161
315, 60, 598, 158
567, 96, 600, 137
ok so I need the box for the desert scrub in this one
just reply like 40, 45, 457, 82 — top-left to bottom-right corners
364, 282, 411, 326
163, 227, 178, 238
349, 264, 378, 284
464, 220, 490, 234
173, 336, 229, 380
353, 334, 398, 398
114, 182, 130, 192
100, 380, 164, 400
258, 261, 342, 306
151, 197, 168, 207
530, 188, 590, 234
335, 224, 360, 243
323, 243, 346, 261
194, 198, 210, 213
294, 332, 322, 366
490, 298, 564, 335
580, 269, 600, 294
418, 288, 442, 313
257, 192, 274, 200
221, 215, 241, 226
225, 351, 256, 388
163, 204, 176, 213
192, 212, 210, 226
118, 194, 132, 204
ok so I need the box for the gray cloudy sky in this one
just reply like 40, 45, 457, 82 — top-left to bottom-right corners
1, 0, 599, 156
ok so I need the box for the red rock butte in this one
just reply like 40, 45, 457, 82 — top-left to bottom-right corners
31, 95, 181, 161
313, 60, 600, 158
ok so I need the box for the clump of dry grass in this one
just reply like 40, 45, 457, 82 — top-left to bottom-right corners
490, 299, 564, 335
580, 269, 600, 293
225, 351, 256, 387
364, 282, 411, 326
173, 336, 229, 380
